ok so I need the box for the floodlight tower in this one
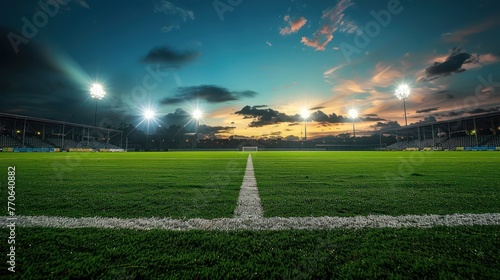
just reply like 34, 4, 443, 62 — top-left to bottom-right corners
144, 109, 155, 150
300, 108, 310, 141
192, 109, 202, 148
144, 109, 155, 121
348, 109, 358, 138
395, 84, 411, 126
90, 83, 106, 127
125, 109, 155, 151
192, 109, 202, 133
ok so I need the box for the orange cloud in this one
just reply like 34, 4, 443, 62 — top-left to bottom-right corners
442, 18, 500, 43
324, 64, 346, 76
371, 63, 402, 86
301, 35, 333, 51
280, 16, 307, 35
301, 0, 356, 51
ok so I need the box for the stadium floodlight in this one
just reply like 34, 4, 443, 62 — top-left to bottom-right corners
189, 108, 203, 148
348, 109, 358, 138
192, 109, 202, 120
144, 109, 155, 120
395, 84, 411, 126
90, 83, 105, 100
300, 108, 310, 141
191, 108, 203, 133
90, 83, 106, 127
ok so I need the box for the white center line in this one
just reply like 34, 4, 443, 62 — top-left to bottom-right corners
233, 154, 264, 219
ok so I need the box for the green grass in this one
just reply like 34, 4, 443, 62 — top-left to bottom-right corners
1, 151, 500, 218
1, 151, 500, 278
0, 152, 248, 219
252, 151, 500, 217
1, 226, 499, 279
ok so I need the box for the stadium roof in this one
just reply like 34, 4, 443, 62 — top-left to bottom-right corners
380, 111, 500, 134
0, 112, 123, 133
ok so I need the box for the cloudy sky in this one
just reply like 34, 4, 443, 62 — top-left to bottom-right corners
2, 0, 500, 138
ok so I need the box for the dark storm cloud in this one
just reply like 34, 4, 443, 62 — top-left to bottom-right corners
413, 116, 437, 124
416, 107, 440, 114
235, 105, 297, 127
364, 113, 378, 117
434, 90, 449, 94
235, 106, 354, 127
311, 110, 349, 123
467, 107, 500, 114
370, 121, 401, 129
164, 108, 190, 124
1, 27, 61, 75
418, 47, 479, 82
310, 106, 324, 110
361, 116, 386, 122
159, 109, 234, 135
142, 46, 199, 66
0, 26, 85, 120
422, 107, 499, 119
422, 93, 454, 104
433, 110, 465, 118
197, 124, 234, 135
161, 85, 258, 104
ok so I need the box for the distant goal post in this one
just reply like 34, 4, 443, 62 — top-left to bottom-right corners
241, 146, 258, 152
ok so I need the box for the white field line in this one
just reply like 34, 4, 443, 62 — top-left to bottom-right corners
2, 213, 500, 231
233, 154, 264, 219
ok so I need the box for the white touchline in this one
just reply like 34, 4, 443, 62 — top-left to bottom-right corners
233, 154, 264, 219
1, 213, 500, 231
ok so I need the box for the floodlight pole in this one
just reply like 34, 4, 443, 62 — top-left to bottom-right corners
194, 119, 198, 149
94, 100, 98, 127
352, 120, 356, 138
304, 120, 307, 141
403, 98, 408, 126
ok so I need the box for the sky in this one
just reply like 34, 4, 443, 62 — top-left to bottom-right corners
1, 0, 500, 139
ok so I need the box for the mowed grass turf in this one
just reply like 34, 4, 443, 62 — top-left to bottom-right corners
0, 152, 248, 219
252, 151, 500, 217
1, 226, 499, 279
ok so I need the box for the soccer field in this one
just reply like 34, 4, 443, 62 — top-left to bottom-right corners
1, 151, 499, 278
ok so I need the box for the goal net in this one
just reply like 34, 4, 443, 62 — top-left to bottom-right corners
241, 146, 258, 152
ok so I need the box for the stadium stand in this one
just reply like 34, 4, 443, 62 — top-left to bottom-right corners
440, 136, 478, 150
24, 136, 54, 148
482, 135, 500, 146
0, 135, 21, 147
45, 138, 121, 150
386, 134, 500, 151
